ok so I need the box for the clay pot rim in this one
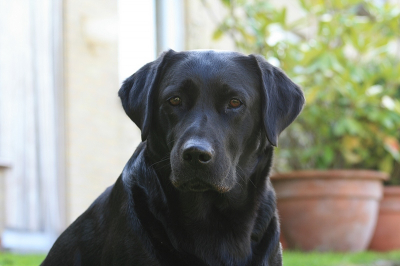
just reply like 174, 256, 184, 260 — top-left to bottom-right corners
383, 186, 400, 195
271, 169, 389, 181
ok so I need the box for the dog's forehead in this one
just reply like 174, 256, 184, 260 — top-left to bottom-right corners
180, 50, 250, 71
162, 50, 258, 87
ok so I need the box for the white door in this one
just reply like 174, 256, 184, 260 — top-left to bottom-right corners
0, 0, 65, 251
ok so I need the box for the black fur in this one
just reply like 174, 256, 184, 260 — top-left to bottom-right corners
42, 50, 304, 266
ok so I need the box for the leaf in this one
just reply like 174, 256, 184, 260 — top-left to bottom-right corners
342, 135, 361, 150
323, 147, 334, 165
344, 118, 364, 135
212, 28, 224, 40
378, 155, 394, 173
384, 137, 400, 161
221, 0, 231, 7
334, 120, 347, 136
305, 86, 319, 104
342, 150, 362, 164
279, 8, 287, 25
298, 0, 309, 10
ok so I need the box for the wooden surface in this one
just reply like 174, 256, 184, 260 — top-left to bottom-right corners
0, 0, 64, 240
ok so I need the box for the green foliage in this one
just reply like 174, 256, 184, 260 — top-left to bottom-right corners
214, 0, 400, 182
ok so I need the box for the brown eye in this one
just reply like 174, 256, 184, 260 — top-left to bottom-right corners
168, 96, 181, 106
228, 98, 242, 108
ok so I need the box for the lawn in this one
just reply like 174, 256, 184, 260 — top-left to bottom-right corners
0, 253, 45, 266
283, 251, 400, 266
0, 251, 400, 265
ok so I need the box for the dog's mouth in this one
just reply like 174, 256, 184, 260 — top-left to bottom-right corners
174, 179, 232, 193
177, 180, 214, 192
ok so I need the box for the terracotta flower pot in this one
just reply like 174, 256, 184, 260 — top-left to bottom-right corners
279, 234, 288, 249
369, 186, 400, 251
271, 170, 388, 252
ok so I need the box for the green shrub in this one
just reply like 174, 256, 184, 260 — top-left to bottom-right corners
214, 0, 400, 183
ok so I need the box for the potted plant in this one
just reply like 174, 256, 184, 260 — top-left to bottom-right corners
369, 161, 400, 251
213, 0, 400, 251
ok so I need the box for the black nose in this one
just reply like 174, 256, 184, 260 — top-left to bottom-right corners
182, 140, 214, 165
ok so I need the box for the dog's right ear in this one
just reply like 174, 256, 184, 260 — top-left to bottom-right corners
119, 50, 176, 141
251, 54, 305, 147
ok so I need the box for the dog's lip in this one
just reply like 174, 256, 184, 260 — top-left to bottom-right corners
178, 180, 214, 192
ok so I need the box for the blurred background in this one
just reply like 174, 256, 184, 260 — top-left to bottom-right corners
0, 0, 236, 253
0, 0, 399, 263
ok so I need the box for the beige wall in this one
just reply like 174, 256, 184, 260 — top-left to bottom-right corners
64, 0, 140, 224
184, 0, 235, 50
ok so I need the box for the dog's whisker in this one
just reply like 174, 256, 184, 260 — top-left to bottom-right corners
154, 163, 172, 171
234, 179, 244, 190
248, 177, 257, 188
237, 165, 257, 188
148, 155, 171, 169
166, 139, 178, 146
236, 171, 245, 184
148, 159, 169, 169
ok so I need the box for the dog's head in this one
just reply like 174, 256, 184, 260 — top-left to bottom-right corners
119, 50, 304, 193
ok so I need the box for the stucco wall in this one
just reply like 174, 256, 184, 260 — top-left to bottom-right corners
64, 0, 140, 224
184, 0, 235, 50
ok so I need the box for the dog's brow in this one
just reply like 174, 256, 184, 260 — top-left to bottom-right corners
162, 79, 196, 93
161, 85, 178, 97
220, 83, 251, 100
160, 79, 199, 101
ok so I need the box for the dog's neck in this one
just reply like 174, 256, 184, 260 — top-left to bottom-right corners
122, 141, 277, 264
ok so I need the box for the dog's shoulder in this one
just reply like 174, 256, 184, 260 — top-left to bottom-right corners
41, 184, 114, 265
42, 143, 162, 265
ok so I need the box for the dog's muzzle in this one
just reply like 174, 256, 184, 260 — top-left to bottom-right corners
181, 139, 214, 167
170, 138, 230, 193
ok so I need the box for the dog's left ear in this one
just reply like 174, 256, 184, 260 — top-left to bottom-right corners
251, 54, 305, 147
119, 50, 176, 141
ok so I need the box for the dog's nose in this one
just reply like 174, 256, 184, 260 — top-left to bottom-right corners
182, 140, 214, 165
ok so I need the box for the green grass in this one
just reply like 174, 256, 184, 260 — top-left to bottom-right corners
283, 250, 400, 266
0, 251, 400, 266
0, 253, 45, 266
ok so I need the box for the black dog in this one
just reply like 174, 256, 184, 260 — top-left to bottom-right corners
42, 50, 304, 266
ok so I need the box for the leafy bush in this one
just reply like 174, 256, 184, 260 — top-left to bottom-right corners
214, 0, 400, 183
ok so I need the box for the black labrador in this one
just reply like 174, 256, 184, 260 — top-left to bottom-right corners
42, 50, 304, 266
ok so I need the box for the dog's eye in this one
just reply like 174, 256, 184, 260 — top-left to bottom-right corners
228, 98, 242, 108
168, 96, 181, 106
